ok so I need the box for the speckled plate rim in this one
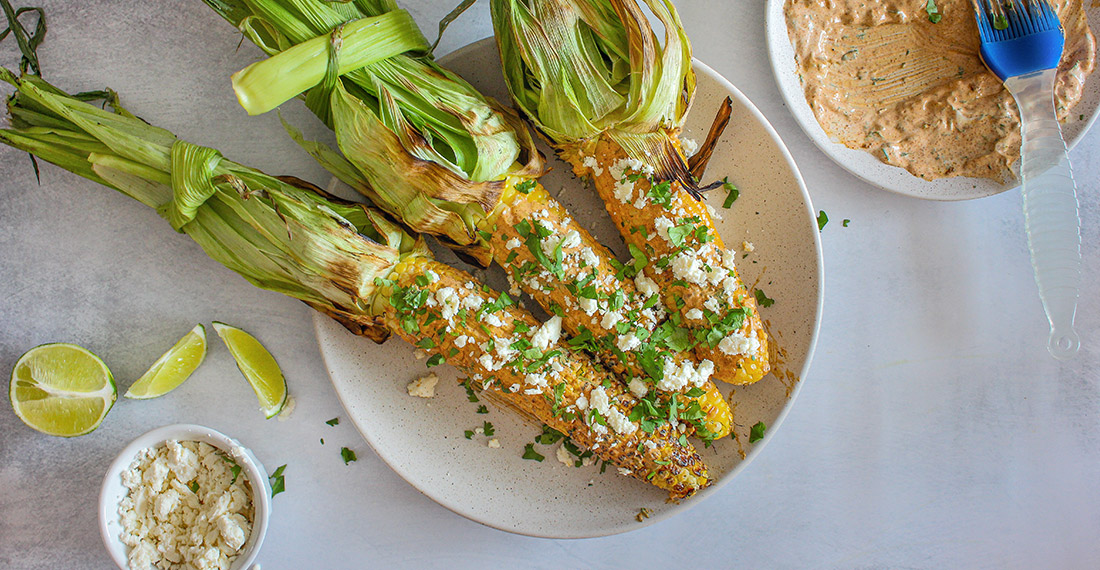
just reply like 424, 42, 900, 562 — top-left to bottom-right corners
765, 0, 1100, 201
315, 37, 823, 538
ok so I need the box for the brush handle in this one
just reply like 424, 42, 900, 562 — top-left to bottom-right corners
1005, 69, 1081, 360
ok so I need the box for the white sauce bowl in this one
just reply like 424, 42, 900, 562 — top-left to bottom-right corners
99, 424, 272, 570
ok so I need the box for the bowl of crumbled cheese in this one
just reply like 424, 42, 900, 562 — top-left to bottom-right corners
99, 424, 271, 570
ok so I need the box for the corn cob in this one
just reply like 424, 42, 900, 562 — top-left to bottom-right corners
202, 0, 734, 437
380, 257, 708, 497
0, 69, 708, 498
490, 0, 770, 384
484, 181, 731, 437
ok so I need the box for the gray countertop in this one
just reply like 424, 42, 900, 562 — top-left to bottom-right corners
3, 1, 1100, 568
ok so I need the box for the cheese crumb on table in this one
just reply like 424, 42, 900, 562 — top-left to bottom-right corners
406, 372, 439, 398
118, 440, 254, 570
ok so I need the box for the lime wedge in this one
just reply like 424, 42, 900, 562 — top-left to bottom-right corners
212, 322, 288, 418
9, 343, 117, 437
124, 325, 207, 399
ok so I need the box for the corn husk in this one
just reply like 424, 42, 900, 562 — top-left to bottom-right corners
0, 68, 428, 340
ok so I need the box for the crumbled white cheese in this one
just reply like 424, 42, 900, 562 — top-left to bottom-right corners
634, 274, 659, 298
556, 445, 573, 466
575, 395, 589, 411
703, 297, 722, 313
406, 372, 439, 398
628, 378, 649, 399
461, 294, 484, 312
506, 237, 522, 250
657, 358, 716, 392
487, 438, 501, 449
118, 440, 253, 570
530, 316, 562, 351
578, 297, 598, 316
654, 217, 674, 244
605, 408, 637, 435
580, 248, 600, 268
560, 230, 581, 250
581, 155, 604, 176
589, 387, 610, 416
600, 310, 622, 330
681, 137, 700, 158
718, 332, 761, 357
426, 270, 440, 283
685, 308, 704, 321
706, 203, 722, 222
671, 251, 709, 286
617, 467, 633, 476
483, 313, 505, 328
616, 333, 642, 352
613, 178, 635, 204
742, 240, 755, 253
454, 335, 470, 349
435, 287, 460, 321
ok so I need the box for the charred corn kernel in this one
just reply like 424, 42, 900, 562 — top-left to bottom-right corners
381, 258, 709, 498
481, 178, 733, 438
572, 136, 770, 385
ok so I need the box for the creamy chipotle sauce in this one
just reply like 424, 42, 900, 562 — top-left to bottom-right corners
784, 0, 1096, 182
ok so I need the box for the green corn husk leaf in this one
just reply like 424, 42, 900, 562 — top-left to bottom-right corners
204, 0, 545, 261
231, 10, 430, 116
0, 69, 429, 340
491, 0, 695, 176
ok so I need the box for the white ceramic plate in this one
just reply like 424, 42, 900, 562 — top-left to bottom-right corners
765, 1, 1100, 200
314, 38, 823, 538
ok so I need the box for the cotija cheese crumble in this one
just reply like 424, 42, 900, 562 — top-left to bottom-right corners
118, 440, 254, 570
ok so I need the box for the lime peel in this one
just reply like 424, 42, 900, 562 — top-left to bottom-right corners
212, 322, 288, 419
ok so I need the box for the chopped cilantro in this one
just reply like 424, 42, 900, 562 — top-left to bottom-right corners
187, 481, 199, 494
515, 179, 537, 194
721, 177, 739, 208
464, 430, 475, 439
754, 288, 775, 308
463, 381, 480, 403
993, 14, 1008, 30
340, 447, 357, 465
426, 354, 444, 368
924, 0, 941, 23
325, 417, 339, 426
269, 464, 286, 497
666, 223, 694, 248
415, 338, 435, 350
483, 421, 495, 437
817, 210, 829, 231
522, 443, 545, 462
749, 421, 767, 443
647, 180, 674, 209
842, 218, 850, 227
476, 405, 489, 414
536, 425, 566, 445
221, 455, 242, 484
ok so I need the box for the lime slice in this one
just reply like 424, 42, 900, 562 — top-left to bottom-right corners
9, 343, 117, 437
212, 322, 288, 418
124, 325, 207, 399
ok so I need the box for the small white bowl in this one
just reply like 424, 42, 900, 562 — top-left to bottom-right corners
99, 424, 272, 570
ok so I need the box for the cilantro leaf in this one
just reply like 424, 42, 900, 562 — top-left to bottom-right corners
817, 210, 829, 231
754, 288, 775, 308
925, 0, 941, 23
269, 464, 287, 497
483, 421, 495, 437
721, 177, 740, 209
426, 354, 444, 368
325, 417, 339, 426
749, 421, 767, 443
340, 447, 357, 465
522, 443, 545, 462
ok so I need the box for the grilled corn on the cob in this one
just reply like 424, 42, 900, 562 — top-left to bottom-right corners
204, 0, 734, 436
0, 70, 709, 498
490, 0, 770, 384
